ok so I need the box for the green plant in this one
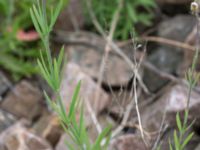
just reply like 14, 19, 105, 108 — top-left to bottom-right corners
30, 0, 111, 149
0, 0, 59, 80
168, 112, 194, 150
167, 1, 200, 150
84, 0, 156, 40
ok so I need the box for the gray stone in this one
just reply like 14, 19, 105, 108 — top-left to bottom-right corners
195, 143, 200, 150
143, 15, 196, 92
0, 71, 11, 97
1, 80, 43, 120
158, 15, 196, 41
144, 47, 182, 92
0, 109, 16, 133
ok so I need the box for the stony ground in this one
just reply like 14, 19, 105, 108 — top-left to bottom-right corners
1, 0, 200, 150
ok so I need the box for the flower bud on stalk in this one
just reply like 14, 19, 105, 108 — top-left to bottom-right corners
191, 1, 200, 15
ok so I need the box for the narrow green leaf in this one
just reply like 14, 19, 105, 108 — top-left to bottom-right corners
68, 81, 81, 118
169, 139, 173, 150
53, 58, 59, 90
174, 130, 180, 150
92, 125, 112, 149
64, 139, 76, 150
181, 132, 194, 149
176, 113, 182, 133
126, 3, 138, 23
57, 95, 68, 123
30, 8, 42, 37
32, 4, 45, 33
50, 0, 63, 29
58, 46, 65, 70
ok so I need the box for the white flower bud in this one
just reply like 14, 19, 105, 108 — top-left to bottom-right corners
191, 1, 199, 14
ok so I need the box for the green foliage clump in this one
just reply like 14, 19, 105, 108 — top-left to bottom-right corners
0, 0, 58, 80
85, 0, 156, 39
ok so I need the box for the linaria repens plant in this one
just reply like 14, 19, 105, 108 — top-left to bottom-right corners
30, 0, 111, 149
166, 1, 200, 150
0, 0, 61, 80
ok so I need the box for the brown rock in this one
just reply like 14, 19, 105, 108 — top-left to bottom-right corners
60, 62, 110, 115
1, 80, 43, 120
33, 113, 63, 147
0, 120, 52, 150
109, 134, 147, 150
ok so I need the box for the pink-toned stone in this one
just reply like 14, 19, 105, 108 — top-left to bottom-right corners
141, 84, 200, 134
60, 62, 110, 115
0, 120, 52, 150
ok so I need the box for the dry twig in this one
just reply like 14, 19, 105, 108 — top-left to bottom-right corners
93, 0, 124, 114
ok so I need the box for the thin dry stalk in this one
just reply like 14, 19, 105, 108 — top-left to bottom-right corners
111, 43, 147, 142
132, 41, 149, 146
94, 0, 124, 113
118, 36, 195, 51
85, 98, 102, 134
152, 105, 168, 150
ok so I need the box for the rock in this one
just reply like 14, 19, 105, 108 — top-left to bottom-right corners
88, 114, 116, 140
1, 80, 43, 120
60, 62, 110, 117
0, 120, 52, 150
108, 90, 134, 121
141, 84, 200, 134
55, 0, 84, 31
33, 113, 63, 147
195, 143, 200, 150
0, 109, 16, 133
143, 15, 196, 92
158, 15, 195, 41
165, 85, 200, 127
0, 71, 11, 98
144, 47, 182, 92
108, 134, 146, 150
67, 45, 133, 86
